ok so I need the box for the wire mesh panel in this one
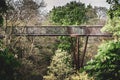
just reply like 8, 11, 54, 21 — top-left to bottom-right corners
12, 26, 111, 36
85, 26, 111, 36
13, 26, 85, 36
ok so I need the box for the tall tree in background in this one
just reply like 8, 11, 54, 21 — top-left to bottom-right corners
6, 0, 45, 26
49, 1, 87, 25
3, 0, 46, 54
106, 0, 120, 18
94, 6, 107, 19
49, 2, 98, 25
85, 4, 97, 21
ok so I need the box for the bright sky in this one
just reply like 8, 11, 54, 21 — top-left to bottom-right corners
44, 0, 110, 11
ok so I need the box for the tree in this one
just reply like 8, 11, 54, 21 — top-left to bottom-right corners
49, 1, 98, 70
44, 50, 73, 80
49, 1, 87, 25
49, 1, 98, 52
84, 1, 120, 80
3, 0, 46, 55
6, 0, 45, 26
84, 41, 120, 80
85, 4, 97, 21
49, 1, 87, 53
0, 1, 49, 79
4, 0, 46, 57
94, 6, 107, 19
106, 0, 120, 18
102, 0, 120, 37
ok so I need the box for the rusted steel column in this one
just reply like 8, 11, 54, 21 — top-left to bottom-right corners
70, 37, 76, 68
69, 27, 78, 69
76, 36, 80, 69
81, 36, 89, 67
70, 34, 80, 70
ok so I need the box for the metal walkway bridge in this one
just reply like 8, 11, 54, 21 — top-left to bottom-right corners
12, 25, 111, 36
0, 25, 112, 69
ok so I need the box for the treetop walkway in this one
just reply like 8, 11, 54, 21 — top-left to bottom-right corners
0, 25, 112, 69
12, 25, 111, 36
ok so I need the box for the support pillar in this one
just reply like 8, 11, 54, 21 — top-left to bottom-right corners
76, 36, 80, 69
70, 34, 80, 70
81, 36, 89, 67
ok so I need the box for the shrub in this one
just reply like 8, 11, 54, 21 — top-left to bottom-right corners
84, 41, 120, 80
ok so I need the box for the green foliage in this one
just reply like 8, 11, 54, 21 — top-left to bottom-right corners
44, 71, 94, 80
49, 1, 97, 25
44, 50, 73, 80
84, 41, 120, 80
106, 0, 120, 19
58, 36, 74, 53
101, 17, 120, 36
0, 48, 20, 80
85, 4, 97, 21
44, 49, 94, 80
49, 1, 87, 25
65, 72, 94, 80
102, 0, 120, 36
49, 1, 97, 52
